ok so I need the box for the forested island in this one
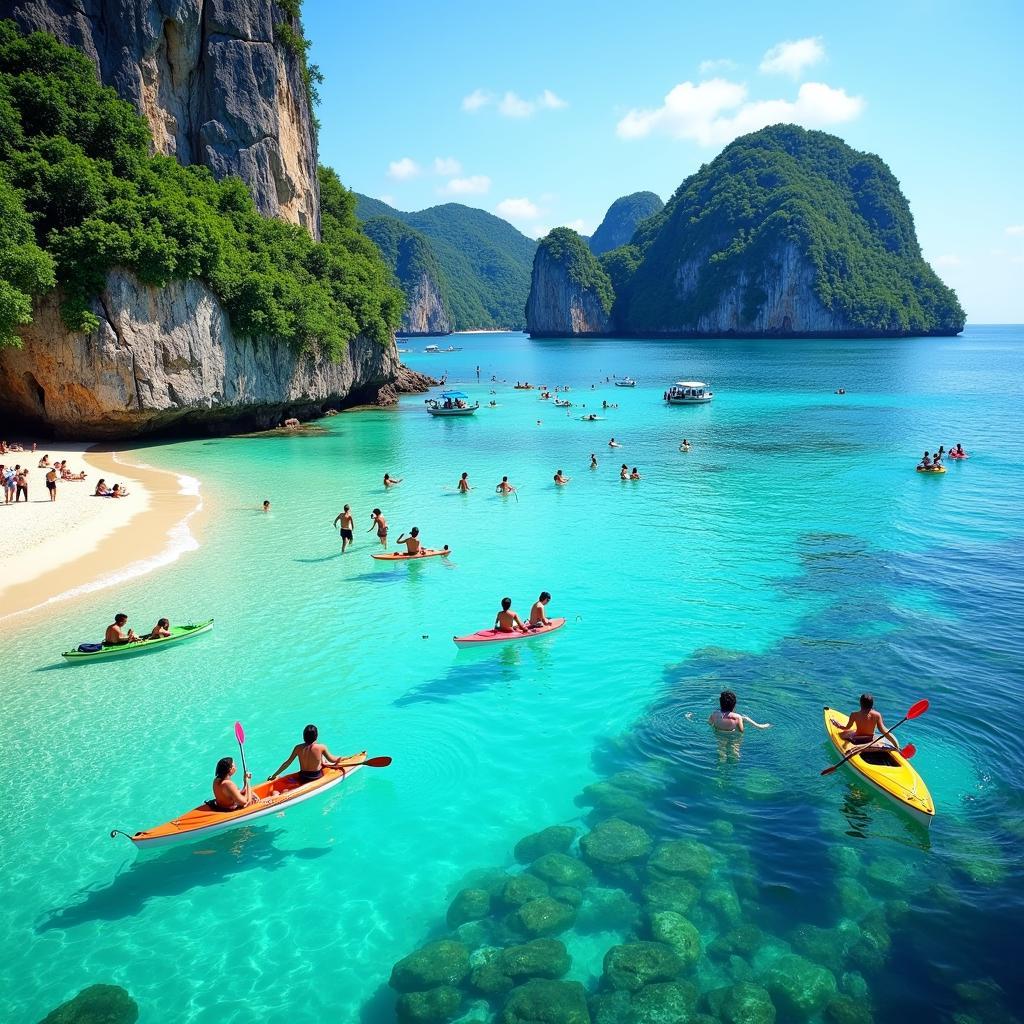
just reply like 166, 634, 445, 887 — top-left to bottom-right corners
526, 125, 966, 338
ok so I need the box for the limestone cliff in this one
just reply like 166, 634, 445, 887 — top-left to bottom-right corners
2, 0, 320, 236
525, 228, 613, 337
0, 271, 433, 438
400, 270, 452, 336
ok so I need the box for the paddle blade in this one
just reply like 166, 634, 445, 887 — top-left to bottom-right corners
906, 699, 929, 719
363, 756, 392, 768
234, 721, 245, 745
900, 744, 916, 759
820, 762, 841, 777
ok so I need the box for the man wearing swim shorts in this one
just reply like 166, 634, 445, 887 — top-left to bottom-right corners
334, 504, 355, 553
368, 508, 388, 548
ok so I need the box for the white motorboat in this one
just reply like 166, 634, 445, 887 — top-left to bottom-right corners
426, 390, 479, 416
665, 381, 713, 404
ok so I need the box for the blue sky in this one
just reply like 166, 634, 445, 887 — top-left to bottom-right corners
305, 0, 1023, 322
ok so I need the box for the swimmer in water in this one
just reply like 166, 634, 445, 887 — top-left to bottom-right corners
383, 473, 402, 488
457, 472, 472, 492
496, 476, 515, 495
590, 454, 598, 469
553, 469, 570, 486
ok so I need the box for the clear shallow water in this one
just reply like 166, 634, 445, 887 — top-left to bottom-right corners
1, 327, 1022, 1023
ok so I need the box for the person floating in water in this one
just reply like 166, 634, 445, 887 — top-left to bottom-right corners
495, 596, 528, 633
369, 508, 388, 548
709, 690, 772, 733
620, 463, 629, 480
396, 526, 423, 555
268, 724, 351, 783
630, 467, 641, 480
679, 438, 691, 452
457, 472, 472, 493
529, 591, 552, 627
104, 613, 140, 646
496, 476, 516, 495
262, 499, 271, 512
590, 454, 598, 469
553, 469, 570, 486
609, 437, 621, 448
334, 504, 355, 553
832, 693, 890, 748
383, 473, 402, 488
213, 756, 259, 809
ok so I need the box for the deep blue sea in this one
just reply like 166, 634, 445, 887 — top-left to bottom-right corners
1, 326, 1021, 1023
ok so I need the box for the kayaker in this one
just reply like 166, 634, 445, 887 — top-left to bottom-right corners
832, 693, 890, 747
368, 508, 388, 548
396, 527, 423, 555
554, 469, 570, 486
495, 597, 529, 634
333, 504, 355, 553
213, 756, 259, 809
268, 724, 351, 783
529, 592, 552, 628
104, 613, 140, 646
918, 451, 932, 469
146, 617, 171, 639
457, 472, 472, 492
709, 690, 772, 733
496, 476, 515, 495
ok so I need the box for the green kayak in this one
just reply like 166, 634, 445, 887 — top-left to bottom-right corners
62, 619, 214, 661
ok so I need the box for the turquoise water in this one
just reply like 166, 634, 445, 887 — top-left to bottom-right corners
1, 327, 1022, 1023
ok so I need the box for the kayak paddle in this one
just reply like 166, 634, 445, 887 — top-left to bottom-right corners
341, 755, 392, 768
821, 699, 929, 776
234, 720, 249, 788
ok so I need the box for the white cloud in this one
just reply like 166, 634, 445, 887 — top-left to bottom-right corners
760, 37, 825, 78
529, 224, 551, 238
433, 157, 462, 176
496, 197, 542, 222
1005, 225, 1024, 236
462, 88, 492, 112
616, 78, 864, 147
934, 254, 962, 267
439, 175, 492, 196
499, 91, 535, 117
699, 58, 736, 76
539, 89, 568, 110
562, 217, 592, 235
387, 157, 421, 181
378, 194, 396, 206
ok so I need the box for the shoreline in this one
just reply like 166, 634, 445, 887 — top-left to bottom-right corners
0, 445, 204, 627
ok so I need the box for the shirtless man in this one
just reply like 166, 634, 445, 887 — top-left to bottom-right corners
553, 469, 570, 486
369, 508, 388, 548
496, 476, 515, 495
457, 472, 472, 493
529, 591, 552, 627
383, 473, 402, 488
396, 526, 423, 555
833, 694, 891, 748
104, 613, 140, 646
213, 757, 258, 809
268, 724, 352, 783
709, 690, 771, 733
334, 504, 354, 552
495, 596, 528, 634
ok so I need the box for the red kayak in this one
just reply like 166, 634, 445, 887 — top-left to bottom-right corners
372, 546, 450, 561
453, 617, 566, 647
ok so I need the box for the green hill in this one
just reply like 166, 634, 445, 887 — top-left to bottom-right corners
354, 195, 537, 330
615, 124, 965, 335
588, 191, 663, 256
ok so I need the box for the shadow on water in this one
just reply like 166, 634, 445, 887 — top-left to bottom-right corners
36, 827, 330, 932
394, 646, 523, 706
294, 553, 343, 563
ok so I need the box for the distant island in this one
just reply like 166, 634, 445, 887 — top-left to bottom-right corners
526, 125, 966, 338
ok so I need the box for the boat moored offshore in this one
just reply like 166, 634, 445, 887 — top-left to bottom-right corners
425, 390, 480, 416
665, 381, 713, 404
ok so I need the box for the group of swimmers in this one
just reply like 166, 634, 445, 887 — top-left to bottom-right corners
917, 443, 967, 469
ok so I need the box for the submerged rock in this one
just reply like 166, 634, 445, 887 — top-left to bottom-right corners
641, 876, 699, 916
514, 826, 577, 864
603, 942, 683, 992
824, 995, 874, 1024
760, 953, 837, 1018
390, 940, 471, 992
632, 980, 699, 1023
706, 982, 777, 1024
649, 911, 702, 969
499, 939, 572, 980
396, 986, 462, 1024
576, 887, 641, 934
578, 783, 655, 827
530, 853, 594, 889
510, 897, 577, 938
38, 985, 138, 1024
502, 874, 551, 908
500, 979, 590, 1024
581, 819, 654, 868
648, 839, 714, 880
447, 888, 491, 928
708, 925, 766, 961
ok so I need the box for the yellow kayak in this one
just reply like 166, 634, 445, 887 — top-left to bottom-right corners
823, 707, 935, 826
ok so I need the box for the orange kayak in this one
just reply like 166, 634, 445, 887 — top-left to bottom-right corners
371, 547, 450, 561
123, 752, 370, 848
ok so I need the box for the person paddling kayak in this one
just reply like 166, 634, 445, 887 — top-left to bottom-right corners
709, 690, 772, 733
213, 756, 259, 809
831, 693, 890, 747
268, 724, 351, 783
104, 613, 141, 646
396, 526, 423, 555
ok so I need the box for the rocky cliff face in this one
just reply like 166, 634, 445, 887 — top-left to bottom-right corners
0, 271, 432, 438
525, 236, 612, 337
401, 270, 452, 336
4, 0, 320, 236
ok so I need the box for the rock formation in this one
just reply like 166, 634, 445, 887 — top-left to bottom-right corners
525, 229, 613, 337
3, 0, 320, 236
589, 191, 664, 256
400, 270, 452, 336
0, 272, 433, 438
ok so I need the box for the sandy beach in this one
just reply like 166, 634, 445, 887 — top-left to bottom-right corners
0, 443, 203, 624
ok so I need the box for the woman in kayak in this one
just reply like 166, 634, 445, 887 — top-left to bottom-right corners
146, 617, 171, 639
213, 757, 259, 810
709, 690, 772, 733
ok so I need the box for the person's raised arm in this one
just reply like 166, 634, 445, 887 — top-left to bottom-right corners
742, 715, 772, 729
268, 745, 299, 781
396, 533, 409, 545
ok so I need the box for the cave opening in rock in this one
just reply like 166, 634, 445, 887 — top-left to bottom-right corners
23, 371, 46, 412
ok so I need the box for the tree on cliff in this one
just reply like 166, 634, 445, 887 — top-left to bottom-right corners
0, 21, 402, 354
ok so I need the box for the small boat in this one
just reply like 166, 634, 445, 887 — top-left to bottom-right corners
916, 465, 946, 474
372, 546, 450, 561
118, 753, 379, 848
62, 619, 213, 662
424, 344, 440, 353
553, 399, 572, 408
426, 391, 479, 416
513, 384, 535, 390
579, 414, 604, 421
665, 381, 713, 405
444, 345, 463, 352
615, 378, 636, 388
823, 707, 934, 826
454, 617, 566, 647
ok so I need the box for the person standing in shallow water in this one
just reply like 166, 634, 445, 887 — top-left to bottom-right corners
709, 690, 772, 733
457, 472, 472, 493
334, 504, 354, 552
369, 508, 388, 548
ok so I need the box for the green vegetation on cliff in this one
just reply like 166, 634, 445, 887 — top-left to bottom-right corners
588, 191, 663, 256
0, 22, 401, 352
355, 195, 537, 330
539, 228, 615, 315
617, 125, 965, 334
